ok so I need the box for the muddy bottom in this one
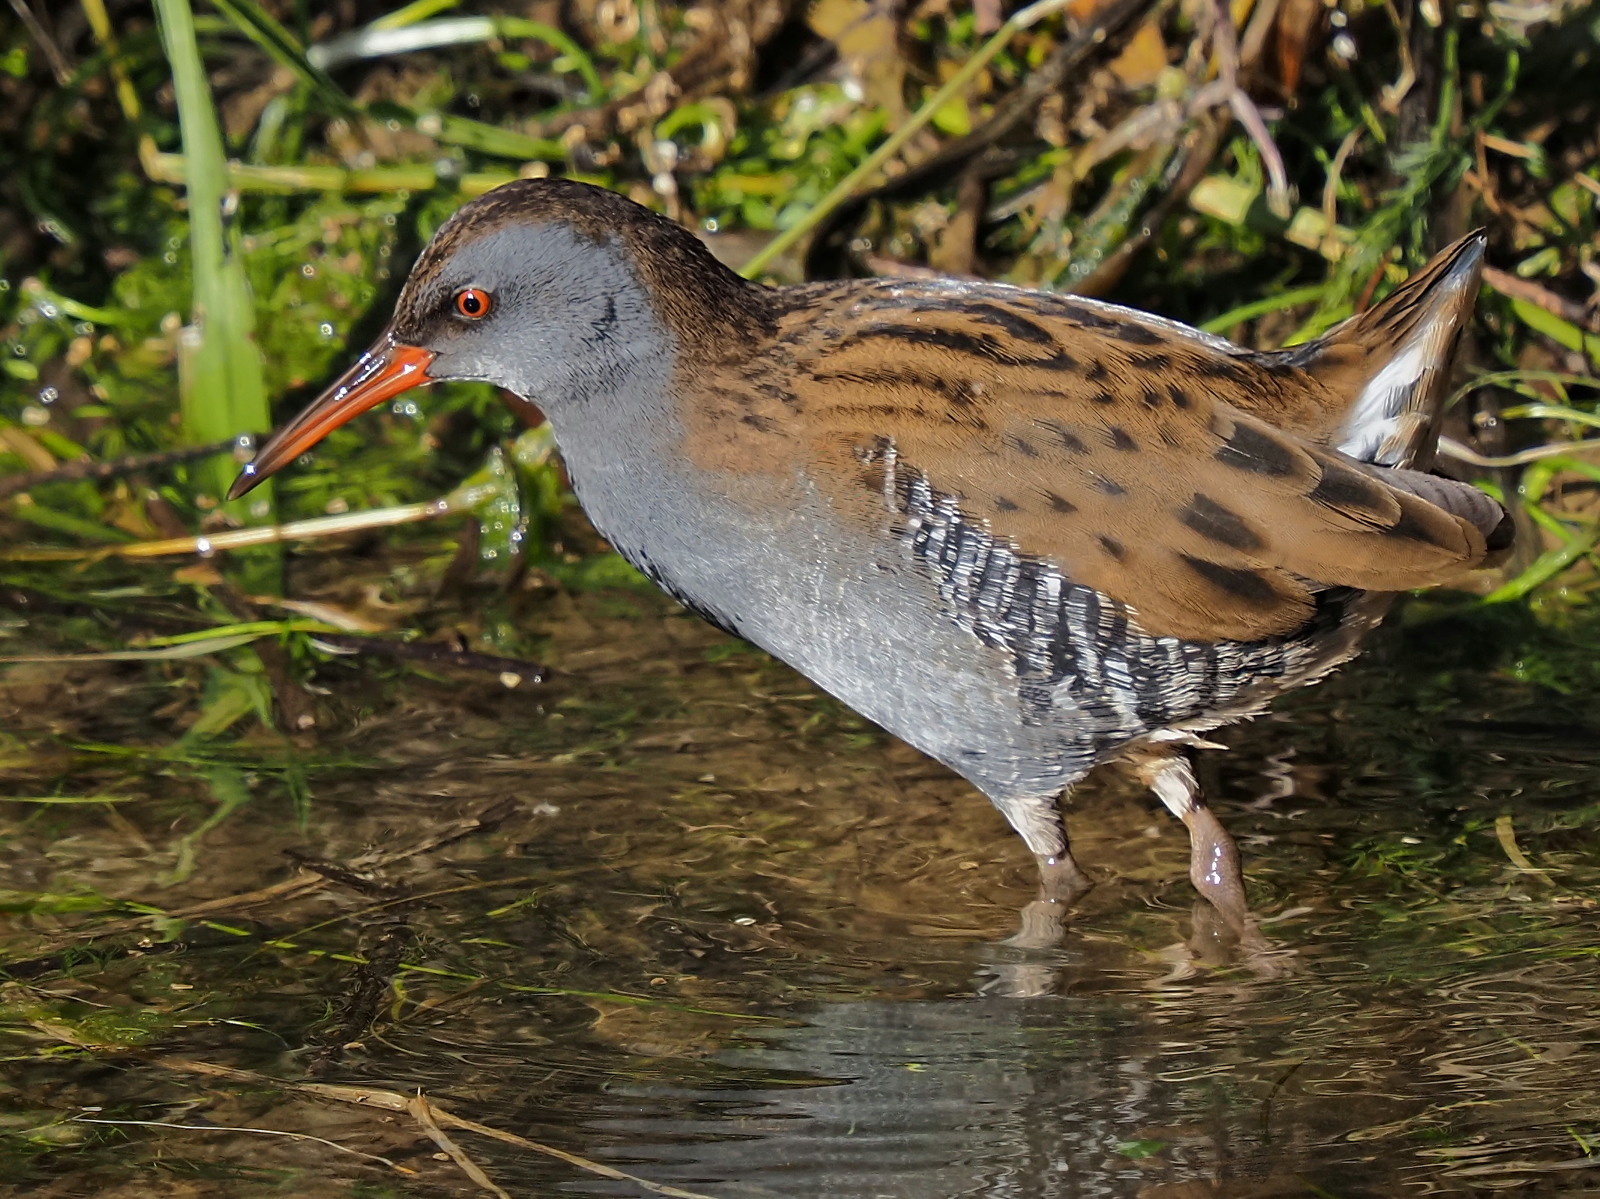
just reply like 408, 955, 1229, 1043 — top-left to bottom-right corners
2, 572, 1598, 1198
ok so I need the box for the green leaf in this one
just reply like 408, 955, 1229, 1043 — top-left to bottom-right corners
1510, 298, 1600, 365
207, 0, 360, 118
154, 0, 275, 520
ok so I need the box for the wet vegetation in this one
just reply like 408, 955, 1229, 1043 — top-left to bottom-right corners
2, 0, 1599, 1194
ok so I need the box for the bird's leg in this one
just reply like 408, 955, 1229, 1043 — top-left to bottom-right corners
1000, 793, 1094, 904
992, 790, 1094, 902
1130, 745, 1251, 933
994, 792, 1092, 951
1035, 846, 1093, 904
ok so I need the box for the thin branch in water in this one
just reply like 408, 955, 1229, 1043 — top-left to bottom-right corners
71, 1117, 409, 1173
407, 1095, 511, 1199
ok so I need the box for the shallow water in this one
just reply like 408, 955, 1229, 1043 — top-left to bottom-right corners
3, 566, 1598, 1197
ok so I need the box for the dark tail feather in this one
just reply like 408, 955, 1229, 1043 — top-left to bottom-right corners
1381, 465, 1513, 555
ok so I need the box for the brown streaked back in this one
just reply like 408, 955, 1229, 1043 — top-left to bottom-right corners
687, 241, 1494, 643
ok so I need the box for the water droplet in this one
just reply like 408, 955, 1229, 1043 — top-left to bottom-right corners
74, 321, 92, 335
319, 322, 335, 338
38, 386, 58, 405
195, 536, 214, 558
301, 264, 316, 277
36, 301, 59, 319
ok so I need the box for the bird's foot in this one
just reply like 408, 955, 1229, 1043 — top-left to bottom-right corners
1036, 850, 1094, 905
999, 851, 1094, 951
1187, 900, 1297, 975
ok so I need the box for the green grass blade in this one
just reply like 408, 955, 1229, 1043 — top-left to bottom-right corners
206, 0, 360, 119
153, 0, 274, 519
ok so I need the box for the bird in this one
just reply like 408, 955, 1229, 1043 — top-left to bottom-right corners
230, 179, 1508, 932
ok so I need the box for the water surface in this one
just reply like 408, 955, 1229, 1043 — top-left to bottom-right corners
3, 565, 1598, 1197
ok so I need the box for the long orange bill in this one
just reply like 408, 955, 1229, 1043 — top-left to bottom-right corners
227, 332, 435, 500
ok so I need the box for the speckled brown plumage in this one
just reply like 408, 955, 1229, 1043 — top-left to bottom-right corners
684, 241, 1497, 642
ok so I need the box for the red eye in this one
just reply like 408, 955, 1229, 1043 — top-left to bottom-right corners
454, 288, 492, 319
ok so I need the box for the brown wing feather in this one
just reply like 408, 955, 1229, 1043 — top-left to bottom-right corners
688, 281, 1491, 643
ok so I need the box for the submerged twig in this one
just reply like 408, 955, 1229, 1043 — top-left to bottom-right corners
309, 632, 546, 685
71, 1117, 409, 1173
0, 438, 247, 500
9, 0, 71, 83
1492, 814, 1554, 881
407, 1096, 511, 1199
129, 1056, 724, 1199
50, 800, 524, 944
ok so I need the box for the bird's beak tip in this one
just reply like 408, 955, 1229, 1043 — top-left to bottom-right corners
226, 463, 260, 502
225, 339, 435, 501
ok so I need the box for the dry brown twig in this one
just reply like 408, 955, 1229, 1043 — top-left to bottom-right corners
50, 799, 523, 944
1483, 265, 1600, 333
1438, 435, 1600, 470
1194, 0, 1291, 217
56, 1052, 726, 1199
0, 437, 246, 500
70, 1117, 409, 1174
408, 1094, 512, 1199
